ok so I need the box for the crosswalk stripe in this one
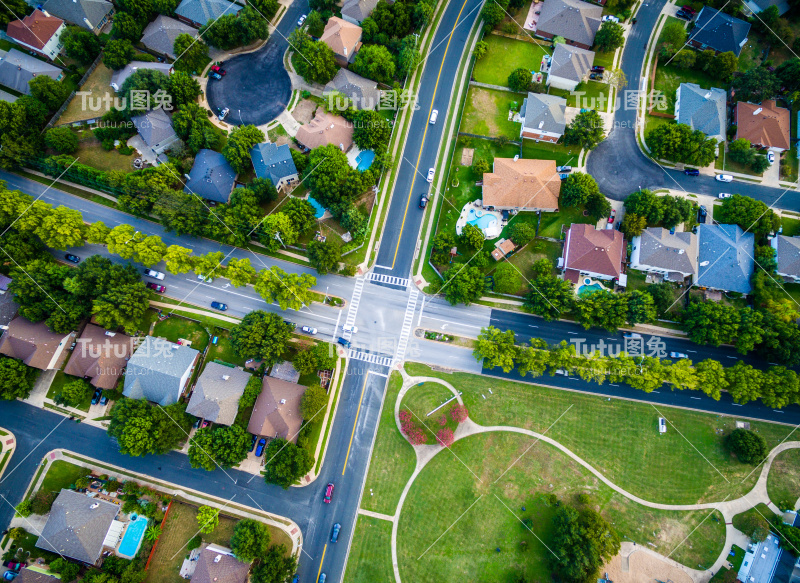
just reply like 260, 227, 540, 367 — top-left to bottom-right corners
348, 349, 394, 368
342, 278, 365, 341
367, 272, 410, 289
395, 289, 419, 363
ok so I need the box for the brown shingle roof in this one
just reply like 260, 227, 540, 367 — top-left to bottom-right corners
0, 316, 72, 370
247, 377, 306, 442
320, 16, 362, 59
735, 100, 791, 150
295, 110, 353, 151
191, 545, 250, 583
482, 158, 561, 210
64, 324, 132, 390
563, 223, 624, 278
7, 11, 64, 50
491, 238, 517, 260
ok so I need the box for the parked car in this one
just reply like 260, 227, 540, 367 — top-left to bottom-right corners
3, 571, 17, 581
64, 254, 80, 263
716, 174, 733, 182
676, 9, 693, 19
683, 168, 699, 176
601, 14, 619, 22
210, 65, 225, 76
283, 319, 296, 329
210, 301, 228, 311
608, 209, 616, 223
426, 168, 435, 182
201, 420, 210, 428
767, 151, 775, 164
337, 337, 351, 348
419, 193, 429, 208
146, 282, 166, 293
324, 483, 334, 503
318, 575, 326, 583
91, 389, 102, 405
556, 165, 572, 173
330, 523, 341, 543
297, 13, 307, 26
343, 325, 358, 333
718, 192, 732, 199
100, 394, 108, 406
197, 274, 214, 283
301, 325, 318, 335
589, 73, 603, 80
591, 65, 605, 73
218, 107, 229, 121
559, 173, 569, 180
429, 109, 438, 124
249, 434, 257, 452
209, 72, 222, 80
681, 5, 696, 14
669, 352, 688, 359
144, 269, 165, 280
255, 438, 267, 457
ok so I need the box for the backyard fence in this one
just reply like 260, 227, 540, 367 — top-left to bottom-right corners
46, 51, 105, 131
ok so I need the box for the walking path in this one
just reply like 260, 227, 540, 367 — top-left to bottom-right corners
149, 300, 242, 324
0, 428, 16, 482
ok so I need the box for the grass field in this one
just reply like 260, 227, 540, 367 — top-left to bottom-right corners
153, 316, 211, 353
59, 64, 115, 125
38, 460, 90, 495
549, 80, 609, 109
520, 140, 578, 167
653, 62, 719, 115
343, 516, 394, 583
472, 35, 548, 87
46, 371, 95, 412
767, 449, 800, 510
204, 328, 247, 369
460, 87, 526, 139
503, 239, 563, 293
731, 503, 774, 537
538, 205, 595, 239
73, 134, 137, 173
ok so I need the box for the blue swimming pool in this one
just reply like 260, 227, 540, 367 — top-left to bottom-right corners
577, 282, 604, 297
355, 150, 375, 171
308, 196, 326, 219
118, 516, 148, 558
466, 208, 497, 231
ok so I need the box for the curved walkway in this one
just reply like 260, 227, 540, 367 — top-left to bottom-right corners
385, 373, 800, 583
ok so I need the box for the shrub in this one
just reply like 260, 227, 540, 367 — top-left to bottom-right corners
398, 410, 412, 423
30, 490, 56, 515
436, 427, 455, 447
725, 429, 768, 464
437, 414, 447, 426
450, 404, 468, 423
15, 499, 32, 517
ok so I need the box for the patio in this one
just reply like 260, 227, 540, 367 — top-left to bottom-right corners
523, 1, 543, 31
455, 200, 504, 239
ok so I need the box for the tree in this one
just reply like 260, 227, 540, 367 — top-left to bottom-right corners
251, 545, 297, 583
646, 123, 717, 166
167, 71, 201, 106
585, 191, 611, 221
737, 511, 769, 542
200, 7, 269, 50
223, 125, 265, 174
626, 290, 656, 324
258, 212, 297, 252
163, 245, 195, 274
659, 21, 687, 55
135, 235, 167, 266
695, 359, 727, 400
144, 525, 162, 542
473, 326, 517, 372
460, 223, 485, 251
111, 11, 145, 41
263, 438, 314, 488
305, 11, 325, 37
474, 40, 488, 59
49, 558, 81, 583
225, 257, 256, 287
714, 51, 738, 80
576, 290, 628, 331
58, 379, 92, 407
29, 76, 67, 112
36, 206, 85, 249
523, 270, 574, 321
560, 172, 600, 207
352, 109, 391, 150
472, 158, 490, 176
293, 35, 338, 84
398, 34, 422, 77
549, 504, 620, 583
563, 110, 605, 149
441, 263, 484, 305
671, 49, 695, 69
308, 239, 341, 275
726, 361, 764, 405
430, 232, 456, 264
716, 194, 780, 238
681, 302, 740, 346
103, 39, 136, 70
0, 356, 36, 400
254, 267, 317, 311
231, 311, 292, 364
775, 57, 800, 93
45, 127, 79, 154
736, 308, 764, 354
92, 283, 150, 334
353, 44, 396, 83
733, 67, 780, 103
725, 428, 768, 464
189, 425, 251, 470
231, 519, 272, 562
508, 68, 532, 92
62, 26, 101, 63
108, 399, 193, 456
300, 385, 328, 420
31, 490, 56, 514
480, 1, 504, 28
173, 34, 209, 73
594, 21, 624, 52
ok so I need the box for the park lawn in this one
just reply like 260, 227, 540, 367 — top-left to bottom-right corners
204, 328, 247, 368
472, 35, 548, 87
58, 64, 114, 124
38, 460, 90, 495
403, 363, 794, 505
361, 372, 416, 516
153, 315, 211, 353
460, 87, 526, 139
400, 382, 460, 443
537, 206, 595, 239
502, 239, 563, 294
520, 140, 578, 167
46, 371, 94, 412
74, 135, 137, 173
343, 516, 394, 583
767, 449, 800, 510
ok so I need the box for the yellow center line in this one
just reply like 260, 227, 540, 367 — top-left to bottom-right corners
316, 543, 327, 582
389, 0, 474, 270
342, 373, 370, 476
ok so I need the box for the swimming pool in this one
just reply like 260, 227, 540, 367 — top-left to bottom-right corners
118, 516, 148, 558
577, 282, 604, 297
466, 208, 498, 231
308, 196, 326, 219
355, 150, 375, 171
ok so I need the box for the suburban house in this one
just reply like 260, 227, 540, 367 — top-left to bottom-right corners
250, 142, 299, 191
687, 7, 750, 56
247, 377, 307, 443
0, 89, 16, 103
190, 545, 250, 583
320, 16, 362, 66
174, 0, 242, 28
41, 0, 113, 33
110, 61, 173, 91
36, 489, 120, 565
341, 0, 380, 24
0, 316, 73, 370
7, 10, 66, 61
535, 0, 602, 50
0, 277, 18, 328
629, 228, 698, 282
140, 15, 197, 60
323, 68, 382, 110
696, 223, 754, 294
131, 108, 180, 159
122, 335, 200, 405
561, 223, 625, 282
295, 110, 354, 152
63, 324, 132, 390
546, 43, 594, 91
482, 158, 561, 212
674, 83, 727, 143
0, 49, 62, 95
742, 0, 790, 15
734, 100, 791, 151
771, 235, 800, 282
519, 93, 567, 142
184, 149, 237, 203
14, 568, 61, 583
186, 363, 251, 426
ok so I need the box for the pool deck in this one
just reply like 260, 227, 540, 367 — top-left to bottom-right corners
346, 146, 375, 172
455, 200, 504, 239
117, 515, 148, 559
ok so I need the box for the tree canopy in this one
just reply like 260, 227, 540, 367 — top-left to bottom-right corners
263, 438, 315, 488
230, 311, 293, 365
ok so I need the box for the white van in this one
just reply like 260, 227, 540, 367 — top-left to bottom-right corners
429, 109, 438, 124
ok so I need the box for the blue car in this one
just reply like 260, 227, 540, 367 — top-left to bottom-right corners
91, 389, 102, 405
684, 168, 700, 176
330, 523, 341, 543
255, 438, 267, 457
211, 301, 228, 311
249, 434, 257, 452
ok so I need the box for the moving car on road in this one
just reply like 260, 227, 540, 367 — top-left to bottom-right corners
669, 352, 688, 359
429, 109, 438, 124
64, 254, 81, 263
211, 301, 227, 311
297, 14, 307, 26
343, 325, 358, 333
198, 274, 214, 283
145, 282, 166, 293
330, 523, 341, 543
716, 174, 733, 182
683, 168, 699, 176
337, 337, 351, 348
144, 269, 165, 280
301, 325, 317, 335
324, 482, 334, 503
427, 168, 435, 182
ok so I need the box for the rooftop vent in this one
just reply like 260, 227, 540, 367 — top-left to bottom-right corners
213, 555, 222, 563
538, 120, 544, 129
704, 92, 712, 99
280, 399, 287, 404
222, 375, 230, 381
753, 107, 762, 115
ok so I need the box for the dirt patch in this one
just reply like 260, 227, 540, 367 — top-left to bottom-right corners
467, 89, 498, 135
292, 99, 318, 124
605, 547, 695, 583
461, 148, 474, 166
273, 134, 290, 146
58, 64, 114, 125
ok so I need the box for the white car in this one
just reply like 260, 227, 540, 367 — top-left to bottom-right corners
429, 109, 438, 124
218, 107, 229, 121
715, 174, 733, 182
297, 14, 307, 26
143, 269, 165, 280
197, 274, 214, 283
602, 14, 620, 22
426, 168, 435, 183
301, 325, 318, 335
343, 325, 358, 334
669, 351, 688, 359
767, 151, 775, 164
718, 192, 732, 199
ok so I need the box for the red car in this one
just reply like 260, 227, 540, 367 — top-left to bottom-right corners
608, 209, 616, 223
323, 483, 334, 503
681, 4, 696, 14
210, 65, 226, 76
146, 282, 166, 293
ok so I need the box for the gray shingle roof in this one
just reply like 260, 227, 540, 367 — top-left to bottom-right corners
186, 363, 251, 426
140, 15, 197, 59
323, 68, 382, 110
675, 83, 726, 141
175, 0, 243, 27
123, 335, 199, 405
131, 108, 178, 151
16, 568, 61, 583
697, 223, 754, 293
110, 61, 173, 91
341, 0, 379, 23
634, 227, 698, 276
36, 489, 118, 564
537, 0, 602, 47
184, 149, 237, 203
41, 0, 113, 30
0, 89, 17, 103
688, 7, 751, 56
522, 92, 566, 135
191, 545, 250, 583
548, 43, 594, 82
250, 142, 298, 186
0, 49, 61, 95
774, 235, 800, 278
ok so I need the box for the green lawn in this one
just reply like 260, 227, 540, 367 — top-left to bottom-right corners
343, 516, 394, 583
625, 270, 684, 319
460, 86, 526, 139
204, 328, 247, 368
400, 382, 460, 444
767, 449, 800, 511
153, 316, 211, 353
4, 529, 59, 563
538, 205, 595, 239
520, 140, 578, 167
781, 216, 800, 237
472, 35, 548, 87
731, 503, 774, 536
502, 239, 563, 294
38, 460, 90, 496
74, 135, 137, 173
549, 80, 609, 109
45, 371, 94, 412
592, 49, 616, 70
653, 62, 720, 115
133, 307, 161, 336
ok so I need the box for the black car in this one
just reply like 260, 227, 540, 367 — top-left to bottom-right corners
676, 9, 692, 19
698, 205, 707, 223
91, 389, 102, 405
64, 254, 80, 263
683, 168, 700, 176
249, 434, 257, 452
419, 193, 428, 208
591, 65, 605, 73
211, 301, 228, 311
283, 319, 296, 330
99, 394, 108, 406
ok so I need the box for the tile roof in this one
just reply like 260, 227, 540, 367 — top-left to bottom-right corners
191, 545, 250, 583
0, 274, 11, 290
250, 142, 298, 186
563, 223, 625, 278
323, 68, 382, 109
110, 61, 172, 91
537, 0, 602, 47
175, 0, 243, 26
186, 363, 251, 426
0, 48, 61, 95
697, 223, 754, 293
7, 11, 64, 50
41, 0, 113, 30
634, 227, 698, 276
522, 92, 567, 136
688, 6, 751, 56
247, 377, 306, 442
36, 489, 118, 564
131, 108, 178, 150
122, 335, 199, 405
64, 324, 132, 390
548, 43, 594, 82
482, 158, 561, 210
341, 0, 379, 22
184, 149, 237, 203
675, 83, 727, 140
140, 15, 196, 59
0, 316, 71, 370
773, 235, 800, 278
295, 110, 354, 151
735, 100, 791, 151
320, 16, 362, 59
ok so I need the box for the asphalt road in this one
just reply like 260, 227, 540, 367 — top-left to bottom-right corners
205, 0, 306, 125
